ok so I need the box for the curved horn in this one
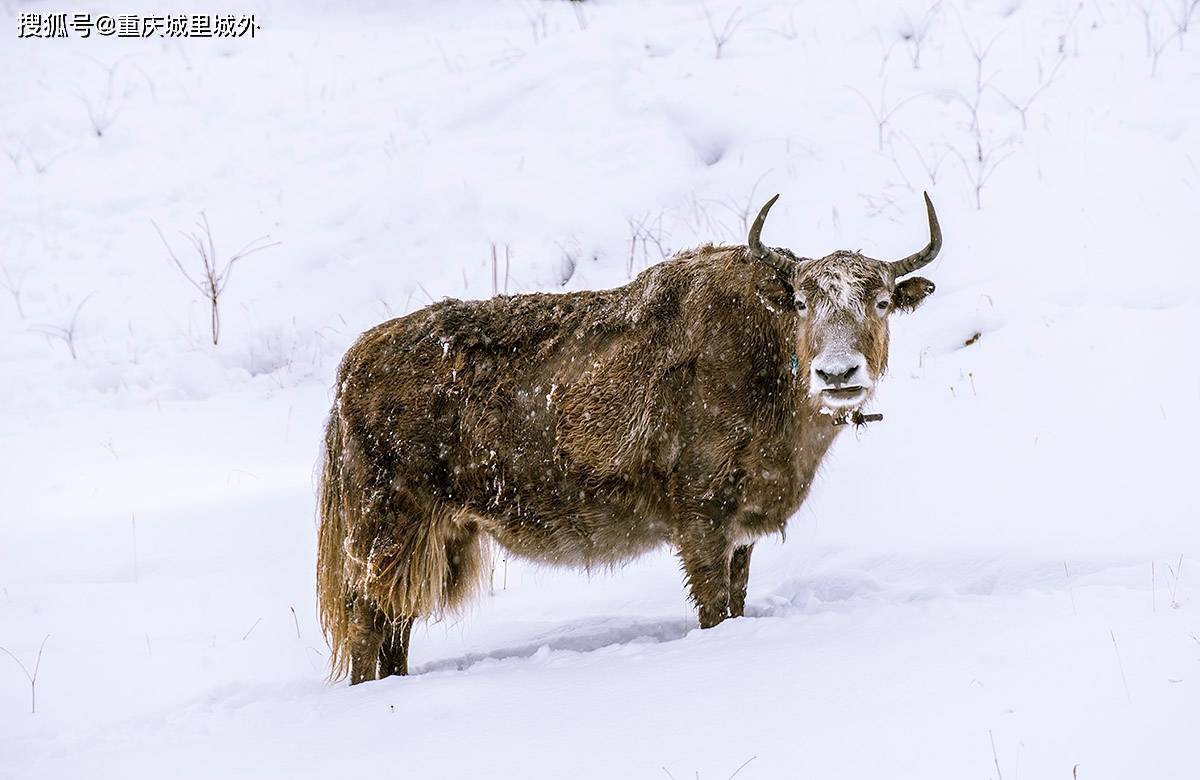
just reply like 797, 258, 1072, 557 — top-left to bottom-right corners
747, 194, 790, 273
889, 192, 942, 277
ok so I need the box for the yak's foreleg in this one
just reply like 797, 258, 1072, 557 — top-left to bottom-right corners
729, 543, 754, 618
675, 490, 737, 628
679, 540, 732, 628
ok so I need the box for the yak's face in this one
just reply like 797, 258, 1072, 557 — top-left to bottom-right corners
748, 192, 943, 413
791, 252, 935, 411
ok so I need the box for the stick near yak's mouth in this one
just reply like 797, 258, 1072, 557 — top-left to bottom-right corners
832, 410, 884, 427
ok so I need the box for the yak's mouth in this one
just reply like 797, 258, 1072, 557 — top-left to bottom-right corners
819, 386, 867, 407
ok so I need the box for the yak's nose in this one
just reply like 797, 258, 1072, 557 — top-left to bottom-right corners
814, 364, 860, 388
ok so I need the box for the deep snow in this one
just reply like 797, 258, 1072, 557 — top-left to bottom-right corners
2, 1, 1199, 778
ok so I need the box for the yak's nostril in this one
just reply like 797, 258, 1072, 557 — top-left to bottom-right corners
816, 365, 860, 387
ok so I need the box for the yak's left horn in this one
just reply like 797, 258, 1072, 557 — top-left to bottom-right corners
748, 194, 791, 273
889, 192, 942, 277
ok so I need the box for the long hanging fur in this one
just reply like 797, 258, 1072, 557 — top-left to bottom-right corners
317, 407, 491, 681
316, 410, 353, 681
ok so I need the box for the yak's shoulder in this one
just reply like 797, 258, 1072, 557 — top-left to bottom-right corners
621, 244, 764, 319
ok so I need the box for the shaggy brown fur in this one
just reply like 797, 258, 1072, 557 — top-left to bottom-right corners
318, 199, 940, 684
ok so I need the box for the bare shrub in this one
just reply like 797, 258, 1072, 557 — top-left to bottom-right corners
952, 136, 1014, 210
1172, 0, 1200, 38
876, 32, 902, 76
850, 82, 919, 153
704, 6, 746, 59
1138, 0, 1187, 75
32, 293, 94, 359
994, 55, 1065, 130
764, 2, 801, 41
951, 28, 1014, 209
154, 213, 279, 346
1056, 2, 1084, 55
520, 1, 549, 45
719, 171, 774, 235
2, 142, 21, 173
1, 263, 29, 318
900, 2, 943, 70
10, 139, 69, 174
898, 133, 948, 187
1151, 29, 1181, 77
625, 211, 671, 276
77, 59, 125, 138
0, 635, 50, 714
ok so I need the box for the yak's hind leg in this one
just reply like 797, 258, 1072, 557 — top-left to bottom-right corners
378, 617, 415, 678
370, 510, 487, 681
729, 544, 754, 618
347, 598, 385, 685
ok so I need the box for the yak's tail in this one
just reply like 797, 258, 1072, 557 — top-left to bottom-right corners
317, 408, 491, 682
316, 408, 354, 681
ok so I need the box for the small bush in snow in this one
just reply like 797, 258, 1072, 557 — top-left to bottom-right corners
153, 213, 278, 346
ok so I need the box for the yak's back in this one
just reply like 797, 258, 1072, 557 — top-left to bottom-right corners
336, 249, 753, 486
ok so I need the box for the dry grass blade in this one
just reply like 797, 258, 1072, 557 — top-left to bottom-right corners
728, 755, 757, 779
242, 617, 263, 641
1109, 629, 1132, 703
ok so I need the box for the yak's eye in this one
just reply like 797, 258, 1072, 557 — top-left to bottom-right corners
876, 297, 891, 312
795, 296, 808, 314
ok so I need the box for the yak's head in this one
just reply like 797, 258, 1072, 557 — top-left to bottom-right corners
749, 193, 941, 413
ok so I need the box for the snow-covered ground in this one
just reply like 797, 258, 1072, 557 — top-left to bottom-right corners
2, 1, 1199, 777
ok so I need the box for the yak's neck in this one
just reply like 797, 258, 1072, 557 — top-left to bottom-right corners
801, 403, 841, 448
784, 389, 846, 471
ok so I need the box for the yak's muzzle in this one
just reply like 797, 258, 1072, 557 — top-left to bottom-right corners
810, 351, 872, 408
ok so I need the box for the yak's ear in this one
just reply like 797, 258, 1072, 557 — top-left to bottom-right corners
755, 267, 795, 310
893, 276, 936, 312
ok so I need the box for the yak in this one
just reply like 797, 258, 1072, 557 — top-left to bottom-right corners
317, 193, 942, 683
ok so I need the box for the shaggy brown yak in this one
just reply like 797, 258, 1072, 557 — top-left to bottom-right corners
318, 193, 942, 683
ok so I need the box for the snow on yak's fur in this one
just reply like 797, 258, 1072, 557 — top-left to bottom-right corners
318, 195, 942, 683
